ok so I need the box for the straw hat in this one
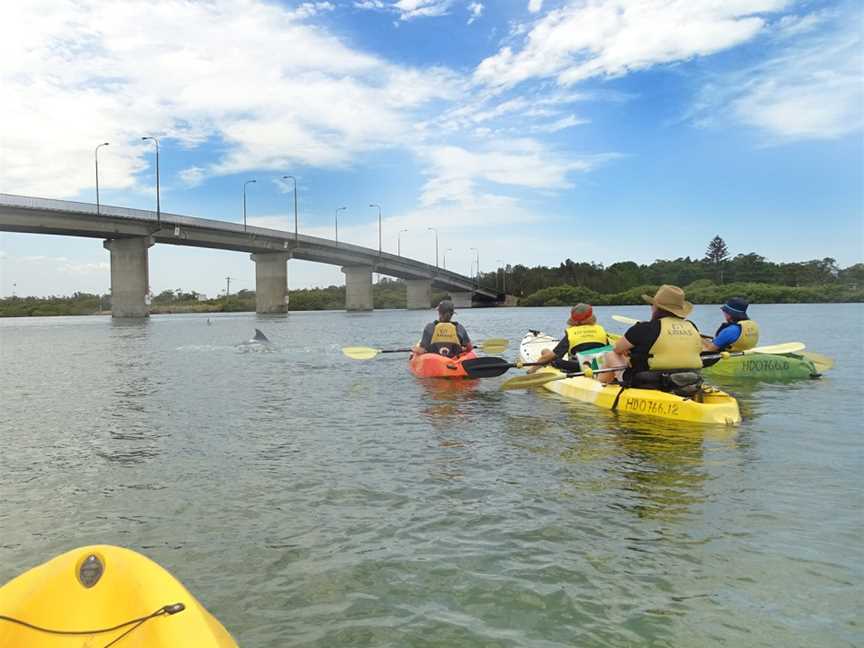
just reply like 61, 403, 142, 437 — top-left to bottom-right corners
641, 284, 693, 318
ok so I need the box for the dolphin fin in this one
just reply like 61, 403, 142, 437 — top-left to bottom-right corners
253, 328, 270, 342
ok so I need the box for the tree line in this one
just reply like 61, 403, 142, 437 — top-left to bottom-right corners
483, 236, 862, 301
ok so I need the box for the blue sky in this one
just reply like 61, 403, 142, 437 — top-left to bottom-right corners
0, 0, 861, 297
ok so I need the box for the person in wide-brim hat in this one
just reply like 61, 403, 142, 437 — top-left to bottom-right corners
640, 284, 693, 319
597, 284, 703, 386
704, 297, 760, 353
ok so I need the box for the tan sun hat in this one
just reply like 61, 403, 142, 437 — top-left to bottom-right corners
641, 284, 693, 318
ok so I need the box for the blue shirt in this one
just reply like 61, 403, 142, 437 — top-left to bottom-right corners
712, 323, 741, 349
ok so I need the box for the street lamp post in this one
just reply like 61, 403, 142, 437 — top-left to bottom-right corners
470, 247, 479, 287
397, 228, 408, 256
282, 175, 298, 241
141, 136, 160, 228
427, 227, 438, 268
243, 179, 256, 232
335, 206, 346, 244
369, 203, 382, 255
443, 248, 453, 271
95, 142, 109, 216
496, 259, 506, 293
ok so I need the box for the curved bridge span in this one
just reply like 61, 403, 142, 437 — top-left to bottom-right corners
0, 194, 500, 317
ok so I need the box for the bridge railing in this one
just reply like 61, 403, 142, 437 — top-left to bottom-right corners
0, 193, 496, 295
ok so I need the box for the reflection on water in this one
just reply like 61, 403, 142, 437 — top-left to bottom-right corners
0, 305, 861, 648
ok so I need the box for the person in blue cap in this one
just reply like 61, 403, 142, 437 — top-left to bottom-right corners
703, 297, 760, 352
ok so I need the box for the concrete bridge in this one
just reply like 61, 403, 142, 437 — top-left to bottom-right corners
0, 194, 500, 317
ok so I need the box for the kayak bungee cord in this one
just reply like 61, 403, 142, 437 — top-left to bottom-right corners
0, 602, 185, 647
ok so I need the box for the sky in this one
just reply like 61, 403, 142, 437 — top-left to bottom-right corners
0, 0, 862, 297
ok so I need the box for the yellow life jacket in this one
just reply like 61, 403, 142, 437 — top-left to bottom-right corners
565, 324, 608, 356
729, 319, 759, 352
429, 321, 461, 354
647, 317, 703, 370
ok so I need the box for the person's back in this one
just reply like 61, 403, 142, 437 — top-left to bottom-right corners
707, 298, 759, 352
415, 300, 472, 357
600, 285, 703, 393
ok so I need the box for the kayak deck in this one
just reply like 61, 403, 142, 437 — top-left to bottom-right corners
703, 352, 820, 379
519, 332, 740, 426
0, 545, 236, 647
409, 349, 478, 378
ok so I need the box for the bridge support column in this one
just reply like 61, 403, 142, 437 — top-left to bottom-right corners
251, 252, 290, 314
103, 236, 153, 318
406, 279, 432, 309
449, 291, 473, 309
342, 266, 373, 311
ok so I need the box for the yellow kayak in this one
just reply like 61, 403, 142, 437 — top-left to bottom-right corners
520, 332, 741, 426
538, 368, 741, 425
0, 545, 236, 647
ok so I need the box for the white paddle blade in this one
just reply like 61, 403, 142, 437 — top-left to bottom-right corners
612, 315, 640, 325
747, 342, 806, 355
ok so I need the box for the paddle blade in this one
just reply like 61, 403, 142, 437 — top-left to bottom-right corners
500, 372, 565, 390
461, 357, 514, 378
800, 351, 834, 372
612, 314, 640, 326
479, 338, 509, 354
341, 346, 380, 360
747, 342, 806, 355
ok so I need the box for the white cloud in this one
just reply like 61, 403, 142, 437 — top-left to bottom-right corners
293, 2, 336, 19
393, 0, 455, 20
528, 0, 544, 13
0, 0, 461, 197
354, 0, 386, 8
475, 0, 789, 89
415, 140, 602, 207
529, 114, 589, 132
692, 14, 863, 140
60, 261, 110, 274
467, 2, 484, 24
179, 167, 206, 188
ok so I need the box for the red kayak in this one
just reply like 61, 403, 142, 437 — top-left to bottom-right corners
409, 350, 479, 378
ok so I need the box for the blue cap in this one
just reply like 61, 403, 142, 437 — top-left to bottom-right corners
721, 297, 749, 319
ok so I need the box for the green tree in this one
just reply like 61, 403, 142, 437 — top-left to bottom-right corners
705, 236, 730, 283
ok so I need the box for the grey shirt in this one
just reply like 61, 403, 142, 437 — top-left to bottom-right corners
420, 320, 471, 350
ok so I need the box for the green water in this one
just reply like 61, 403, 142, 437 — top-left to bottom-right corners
1, 304, 861, 646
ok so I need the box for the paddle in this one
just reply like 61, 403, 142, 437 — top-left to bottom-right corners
612, 314, 713, 340
342, 338, 509, 360
461, 357, 546, 379
800, 351, 834, 372
499, 341, 807, 390
501, 366, 626, 390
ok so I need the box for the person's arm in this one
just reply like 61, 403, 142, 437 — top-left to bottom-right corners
413, 324, 434, 355
614, 334, 635, 355
704, 324, 740, 353
457, 323, 473, 352
527, 336, 569, 373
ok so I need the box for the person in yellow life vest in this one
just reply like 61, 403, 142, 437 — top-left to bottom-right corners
702, 297, 759, 352
598, 285, 703, 392
412, 299, 472, 357
528, 303, 609, 373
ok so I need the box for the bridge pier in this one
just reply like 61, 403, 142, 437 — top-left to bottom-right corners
103, 236, 153, 318
406, 279, 432, 309
449, 291, 473, 309
251, 252, 289, 314
342, 266, 373, 311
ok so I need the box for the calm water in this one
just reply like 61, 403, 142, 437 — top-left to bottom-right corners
1, 304, 861, 647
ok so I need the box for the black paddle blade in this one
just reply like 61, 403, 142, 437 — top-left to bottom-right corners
461, 357, 515, 378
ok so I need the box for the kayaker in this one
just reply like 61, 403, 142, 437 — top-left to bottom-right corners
703, 297, 759, 352
598, 284, 703, 394
527, 303, 609, 373
412, 299, 473, 357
